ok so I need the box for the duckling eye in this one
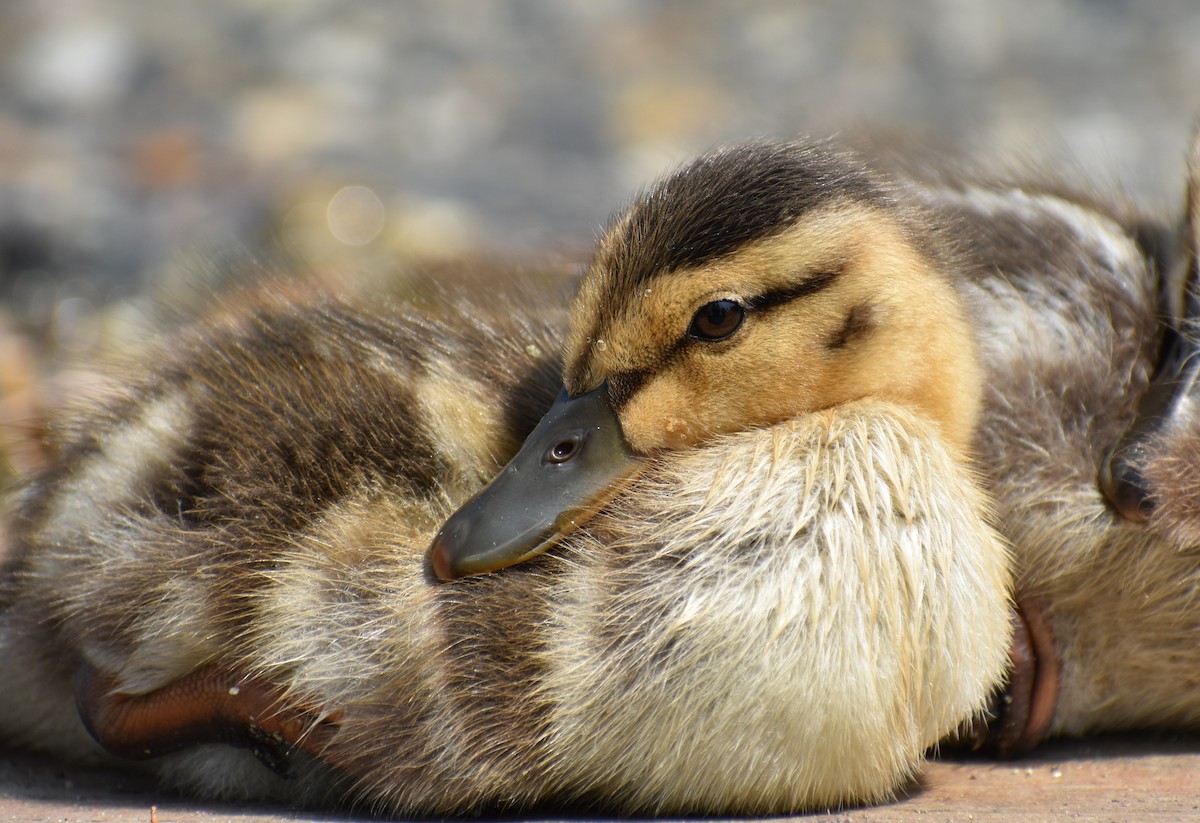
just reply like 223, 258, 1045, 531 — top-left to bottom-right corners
688, 299, 745, 341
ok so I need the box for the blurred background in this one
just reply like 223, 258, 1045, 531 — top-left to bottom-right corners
2, 0, 1200, 476
6, 0, 1200, 317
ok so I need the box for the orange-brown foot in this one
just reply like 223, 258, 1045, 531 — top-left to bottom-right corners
952, 597, 1059, 757
75, 662, 341, 775
987, 597, 1060, 756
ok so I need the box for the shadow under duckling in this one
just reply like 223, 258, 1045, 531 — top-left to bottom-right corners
0, 131, 1195, 816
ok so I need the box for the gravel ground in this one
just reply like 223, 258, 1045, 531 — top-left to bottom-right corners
3, 1, 1200, 314
4, 2, 1200, 820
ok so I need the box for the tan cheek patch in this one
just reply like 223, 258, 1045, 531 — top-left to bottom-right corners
619, 374, 701, 452
618, 318, 840, 455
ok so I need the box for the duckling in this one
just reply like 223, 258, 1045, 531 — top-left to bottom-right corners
0, 284, 1008, 813
429, 141, 986, 579
428, 140, 987, 578
0, 132, 1192, 816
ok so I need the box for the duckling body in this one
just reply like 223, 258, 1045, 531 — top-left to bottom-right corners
912, 167, 1180, 736
0, 136, 1192, 815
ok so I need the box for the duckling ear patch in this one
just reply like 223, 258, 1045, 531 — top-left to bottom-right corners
827, 303, 877, 350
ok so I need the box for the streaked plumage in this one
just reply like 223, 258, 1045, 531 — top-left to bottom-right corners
1, 132, 1197, 815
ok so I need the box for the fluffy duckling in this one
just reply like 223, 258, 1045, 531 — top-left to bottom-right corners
0, 133, 1192, 816
0, 270, 1006, 814
430, 141, 985, 578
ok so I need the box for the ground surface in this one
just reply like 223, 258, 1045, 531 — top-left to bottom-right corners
1, 735, 1197, 823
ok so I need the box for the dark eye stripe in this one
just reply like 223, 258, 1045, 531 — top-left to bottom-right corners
606, 369, 652, 410
604, 268, 844, 410
746, 268, 841, 312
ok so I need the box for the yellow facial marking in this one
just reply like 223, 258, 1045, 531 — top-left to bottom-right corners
620, 373, 701, 450
566, 202, 982, 457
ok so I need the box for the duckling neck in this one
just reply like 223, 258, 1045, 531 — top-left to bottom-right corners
892, 288, 983, 460
820, 242, 984, 462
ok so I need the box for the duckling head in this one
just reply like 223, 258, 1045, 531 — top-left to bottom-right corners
430, 140, 983, 580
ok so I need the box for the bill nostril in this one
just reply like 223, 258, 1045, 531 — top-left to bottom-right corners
547, 436, 581, 463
